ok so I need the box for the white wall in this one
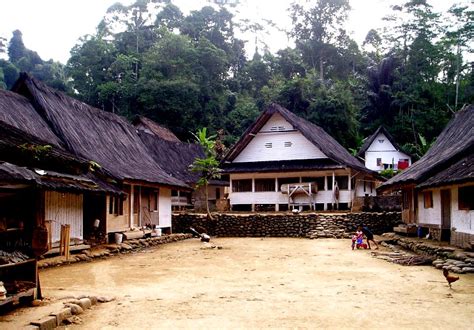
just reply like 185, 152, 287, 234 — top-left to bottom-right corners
417, 189, 441, 226
234, 114, 327, 162
451, 184, 474, 235
158, 188, 172, 228
364, 133, 411, 171
355, 177, 377, 197
45, 191, 83, 243
418, 184, 474, 235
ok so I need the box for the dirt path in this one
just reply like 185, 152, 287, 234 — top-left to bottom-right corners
2, 238, 474, 329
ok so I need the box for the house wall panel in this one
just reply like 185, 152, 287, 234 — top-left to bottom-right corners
234, 114, 327, 162
45, 191, 83, 243
417, 189, 441, 226
106, 194, 129, 233
451, 184, 474, 235
229, 170, 353, 205
158, 188, 172, 228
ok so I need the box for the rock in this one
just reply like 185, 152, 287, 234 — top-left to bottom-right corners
451, 266, 464, 274
97, 296, 115, 303
30, 316, 57, 330
78, 298, 92, 309
66, 303, 84, 315
432, 259, 444, 265
88, 296, 98, 305
462, 267, 474, 273
50, 307, 72, 325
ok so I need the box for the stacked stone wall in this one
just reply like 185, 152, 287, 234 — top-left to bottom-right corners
172, 212, 402, 239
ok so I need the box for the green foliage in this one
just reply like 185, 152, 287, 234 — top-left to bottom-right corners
18, 143, 52, 160
190, 128, 221, 217
2, 0, 471, 160
380, 168, 400, 178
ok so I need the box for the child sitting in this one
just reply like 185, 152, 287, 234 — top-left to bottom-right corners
351, 229, 367, 249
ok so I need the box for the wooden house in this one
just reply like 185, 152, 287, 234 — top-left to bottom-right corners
0, 117, 121, 249
133, 116, 228, 211
357, 126, 412, 172
378, 105, 473, 248
11, 73, 189, 235
221, 103, 379, 211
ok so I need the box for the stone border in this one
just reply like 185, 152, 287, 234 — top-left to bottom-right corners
38, 234, 192, 269
28, 295, 114, 329
381, 233, 474, 274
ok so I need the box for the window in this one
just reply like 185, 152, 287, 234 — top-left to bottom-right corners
216, 188, 221, 200
378, 139, 385, 143
278, 177, 299, 191
232, 179, 252, 192
423, 191, 433, 208
109, 195, 124, 216
302, 177, 325, 191
459, 186, 474, 210
284, 141, 293, 147
149, 190, 159, 211
255, 178, 275, 192
265, 142, 272, 148
171, 190, 178, 197
376, 158, 382, 166
327, 176, 333, 189
335, 176, 349, 190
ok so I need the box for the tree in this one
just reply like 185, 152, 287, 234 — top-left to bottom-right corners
8, 30, 26, 64
289, 0, 351, 80
190, 128, 221, 218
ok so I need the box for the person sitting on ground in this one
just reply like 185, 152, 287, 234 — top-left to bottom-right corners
359, 225, 378, 250
352, 229, 364, 250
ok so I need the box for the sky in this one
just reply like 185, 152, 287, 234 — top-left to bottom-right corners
0, 0, 468, 64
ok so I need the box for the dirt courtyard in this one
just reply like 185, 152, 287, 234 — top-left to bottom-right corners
2, 238, 474, 329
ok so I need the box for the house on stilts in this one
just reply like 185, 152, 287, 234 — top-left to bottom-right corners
221, 103, 380, 212
378, 105, 473, 248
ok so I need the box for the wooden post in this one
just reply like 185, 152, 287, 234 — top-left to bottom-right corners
129, 184, 134, 228
45, 220, 52, 251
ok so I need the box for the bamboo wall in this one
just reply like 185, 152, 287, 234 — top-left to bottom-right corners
44, 191, 83, 244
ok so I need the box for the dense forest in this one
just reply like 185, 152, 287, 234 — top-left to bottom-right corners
0, 0, 473, 156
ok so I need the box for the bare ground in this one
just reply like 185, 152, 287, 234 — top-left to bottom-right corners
1, 237, 474, 329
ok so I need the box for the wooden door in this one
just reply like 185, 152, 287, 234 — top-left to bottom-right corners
441, 189, 451, 241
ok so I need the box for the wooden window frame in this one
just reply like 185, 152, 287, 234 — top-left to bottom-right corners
255, 178, 276, 192
149, 190, 159, 211
458, 186, 474, 210
423, 191, 433, 209
232, 179, 252, 192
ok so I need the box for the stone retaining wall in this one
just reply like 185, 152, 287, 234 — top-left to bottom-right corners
172, 212, 402, 239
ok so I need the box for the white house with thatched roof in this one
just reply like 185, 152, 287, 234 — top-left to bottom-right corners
221, 103, 380, 212
357, 126, 412, 172
133, 116, 228, 212
379, 105, 473, 248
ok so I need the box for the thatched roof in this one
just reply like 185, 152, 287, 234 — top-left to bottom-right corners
379, 105, 474, 191
0, 89, 63, 146
133, 116, 180, 142
12, 73, 188, 189
417, 154, 473, 189
0, 120, 88, 175
137, 130, 203, 184
223, 103, 371, 174
0, 161, 122, 193
136, 118, 228, 186
357, 126, 410, 158
0, 121, 121, 194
